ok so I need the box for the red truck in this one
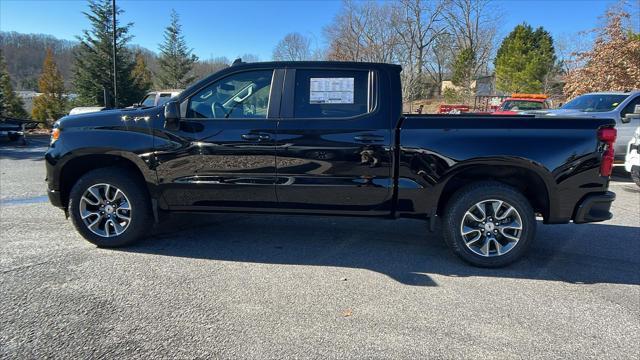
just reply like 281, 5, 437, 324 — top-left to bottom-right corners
493, 94, 550, 115
437, 104, 470, 114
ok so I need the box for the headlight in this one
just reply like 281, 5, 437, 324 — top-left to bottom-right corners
50, 128, 60, 145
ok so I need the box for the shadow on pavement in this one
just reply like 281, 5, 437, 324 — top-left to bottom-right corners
117, 213, 640, 287
611, 167, 633, 183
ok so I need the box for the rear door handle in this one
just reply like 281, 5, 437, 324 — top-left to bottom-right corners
354, 134, 384, 142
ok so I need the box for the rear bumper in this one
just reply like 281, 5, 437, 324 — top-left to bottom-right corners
573, 191, 615, 224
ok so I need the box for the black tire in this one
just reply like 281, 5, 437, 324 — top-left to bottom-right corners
68, 166, 152, 247
631, 166, 640, 187
442, 182, 536, 267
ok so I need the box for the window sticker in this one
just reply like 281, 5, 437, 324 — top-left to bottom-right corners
310, 77, 354, 104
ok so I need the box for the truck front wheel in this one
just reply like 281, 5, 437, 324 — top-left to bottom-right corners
68, 167, 152, 247
442, 182, 536, 267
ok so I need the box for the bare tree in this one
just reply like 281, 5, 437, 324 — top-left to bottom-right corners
392, 0, 447, 99
192, 56, 230, 80
393, 0, 446, 74
555, 32, 591, 74
424, 32, 454, 95
445, 0, 500, 99
273, 32, 312, 61
236, 53, 260, 63
324, 0, 401, 63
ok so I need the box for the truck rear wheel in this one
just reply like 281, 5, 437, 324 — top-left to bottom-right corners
68, 167, 152, 247
442, 182, 536, 267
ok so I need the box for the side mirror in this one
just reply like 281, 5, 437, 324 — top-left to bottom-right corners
622, 113, 640, 124
164, 101, 181, 130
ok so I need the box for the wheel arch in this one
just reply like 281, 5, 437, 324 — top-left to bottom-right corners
436, 162, 553, 221
57, 152, 153, 209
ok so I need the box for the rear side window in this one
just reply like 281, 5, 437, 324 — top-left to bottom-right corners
293, 69, 370, 118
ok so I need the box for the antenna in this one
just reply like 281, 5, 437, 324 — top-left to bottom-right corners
232, 58, 243, 66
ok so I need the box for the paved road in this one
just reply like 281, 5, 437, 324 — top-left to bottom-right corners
1, 136, 639, 359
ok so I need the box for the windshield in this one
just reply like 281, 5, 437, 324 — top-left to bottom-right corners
500, 100, 544, 111
157, 93, 173, 106
561, 94, 628, 112
140, 94, 156, 107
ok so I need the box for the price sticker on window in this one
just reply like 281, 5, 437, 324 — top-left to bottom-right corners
309, 78, 354, 104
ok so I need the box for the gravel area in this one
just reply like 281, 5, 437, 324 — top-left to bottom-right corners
1, 136, 638, 359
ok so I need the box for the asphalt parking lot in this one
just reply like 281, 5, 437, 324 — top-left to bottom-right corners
1, 136, 639, 359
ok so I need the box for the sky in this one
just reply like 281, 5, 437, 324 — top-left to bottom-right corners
0, 0, 637, 61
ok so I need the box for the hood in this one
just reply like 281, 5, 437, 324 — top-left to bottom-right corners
493, 110, 518, 115
56, 107, 161, 129
534, 109, 612, 117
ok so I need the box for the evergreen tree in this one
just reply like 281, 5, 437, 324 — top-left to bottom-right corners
73, 0, 141, 107
32, 49, 67, 125
0, 50, 29, 119
157, 10, 198, 89
131, 50, 153, 101
451, 47, 476, 102
494, 23, 556, 93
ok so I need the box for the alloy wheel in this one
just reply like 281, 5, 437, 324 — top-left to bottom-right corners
79, 183, 132, 238
460, 199, 523, 257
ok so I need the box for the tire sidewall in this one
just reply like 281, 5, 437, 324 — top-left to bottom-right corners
444, 183, 536, 267
68, 167, 151, 247
631, 166, 640, 187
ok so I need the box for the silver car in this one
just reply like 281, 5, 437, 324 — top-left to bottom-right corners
538, 91, 640, 160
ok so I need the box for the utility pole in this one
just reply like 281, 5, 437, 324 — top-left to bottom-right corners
112, 0, 118, 108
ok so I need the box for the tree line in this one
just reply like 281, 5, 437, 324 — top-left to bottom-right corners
1, 0, 254, 124
273, 0, 638, 102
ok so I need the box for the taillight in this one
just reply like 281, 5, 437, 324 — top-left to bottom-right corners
598, 127, 616, 177
598, 128, 617, 143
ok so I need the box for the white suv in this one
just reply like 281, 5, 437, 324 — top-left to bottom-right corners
138, 90, 183, 107
624, 125, 640, 187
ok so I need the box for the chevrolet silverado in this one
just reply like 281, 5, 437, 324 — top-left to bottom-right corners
45, 61, 617, 267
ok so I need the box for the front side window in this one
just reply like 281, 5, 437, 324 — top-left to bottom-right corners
293, 69, 370, 118
621, 96, 640, 117
501, 100, 545, 111
188, 70, 273, 119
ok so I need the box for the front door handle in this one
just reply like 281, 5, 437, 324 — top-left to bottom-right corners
242, 133, 271, 141
354, 134, 384, 143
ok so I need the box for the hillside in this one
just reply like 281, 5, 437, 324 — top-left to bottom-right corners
0, 31, 231, 92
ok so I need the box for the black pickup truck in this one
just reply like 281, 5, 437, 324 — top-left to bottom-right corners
45, 61, 617, 267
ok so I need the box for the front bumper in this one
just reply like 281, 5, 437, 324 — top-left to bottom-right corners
624, 145, 639, 172
47, 188, 64, 208
573, 191, 615, 224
